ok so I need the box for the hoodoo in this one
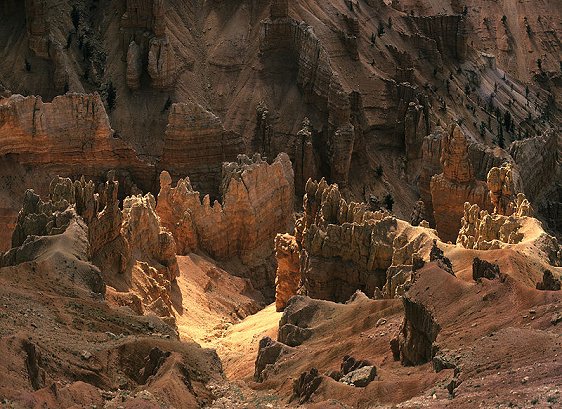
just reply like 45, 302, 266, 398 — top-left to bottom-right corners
0, 0, 560, 407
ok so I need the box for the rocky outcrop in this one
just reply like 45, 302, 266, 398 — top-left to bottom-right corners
328, 356, 377, 387
430, 125, 490, 241
419, 129, 444, 224
404, 100, 430, 170
472, 258, 501, 281
274, 233, 301, 312
392, 291, 441, 366
126, 41, 142, 90
157, 153, 293, 259
147, 36, 177, 89
381, 265, 413, 299
487, 163, 518, 216
0, 93, 152, 186
294, 118, 318, 197
456, 195, 542, 251
429, 239, 454, 275
277, 295, 323, 347
536, 270, 561, 291
291, 368, 323, 404
4, 174, 179, 320
122, 194, 179, 283
157, 153, 294, 295
410, 200, 427, 226
254, 336, 295, 382
339, 365, 377, 388
283, 179, 438, 302
122, 193, 179, 320
420, 126, 509, 227
0, 188, 106, 294
160, 102, 245, 196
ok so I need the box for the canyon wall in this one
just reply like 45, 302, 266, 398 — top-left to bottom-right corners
260, 8, 357, 189
404, 15, 468, 61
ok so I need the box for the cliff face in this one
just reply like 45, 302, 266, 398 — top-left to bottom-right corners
509, 131, 558, 200
121, 0, 176, 89
260, 8, 356, 189
404, 15, 468, 61
160, 102, 245, 197
0, 93, 152, 183
157, 153, 294, 295
430, 125, 490, 241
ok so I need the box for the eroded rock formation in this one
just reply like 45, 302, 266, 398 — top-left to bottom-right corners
157, 153, 293, 260
160, 102, 245, 196
430, 125, 490, 241
157, 153, 294, 294
275, 179, 439, 303
122, 193, 179, 320
260, 9, 357, 188
121, 0, 175, 89
392, 289, 441, 366
536, 270, 561, 291
472, 258, 500, 281
487, 163, 517, 216
455, 192, 557, 259
3, 174, 179, 320
0, 93, 151, 183
254, 336, 295, 383
329, 356, 377, 388
404, 15, 468, 61
274, 233, 301, 312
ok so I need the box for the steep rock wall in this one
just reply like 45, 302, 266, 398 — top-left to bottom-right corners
157, 153, 294, 261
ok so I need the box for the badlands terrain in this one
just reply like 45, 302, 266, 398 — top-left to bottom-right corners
0, 0, 561, 408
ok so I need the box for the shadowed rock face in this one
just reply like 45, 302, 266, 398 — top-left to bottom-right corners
0, 94, 152, 183
536, 270, 561, 291
160, 102, 245, 197
254, 336, 295, 382
472, 257, 500, 281
393, 292, 441, 366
